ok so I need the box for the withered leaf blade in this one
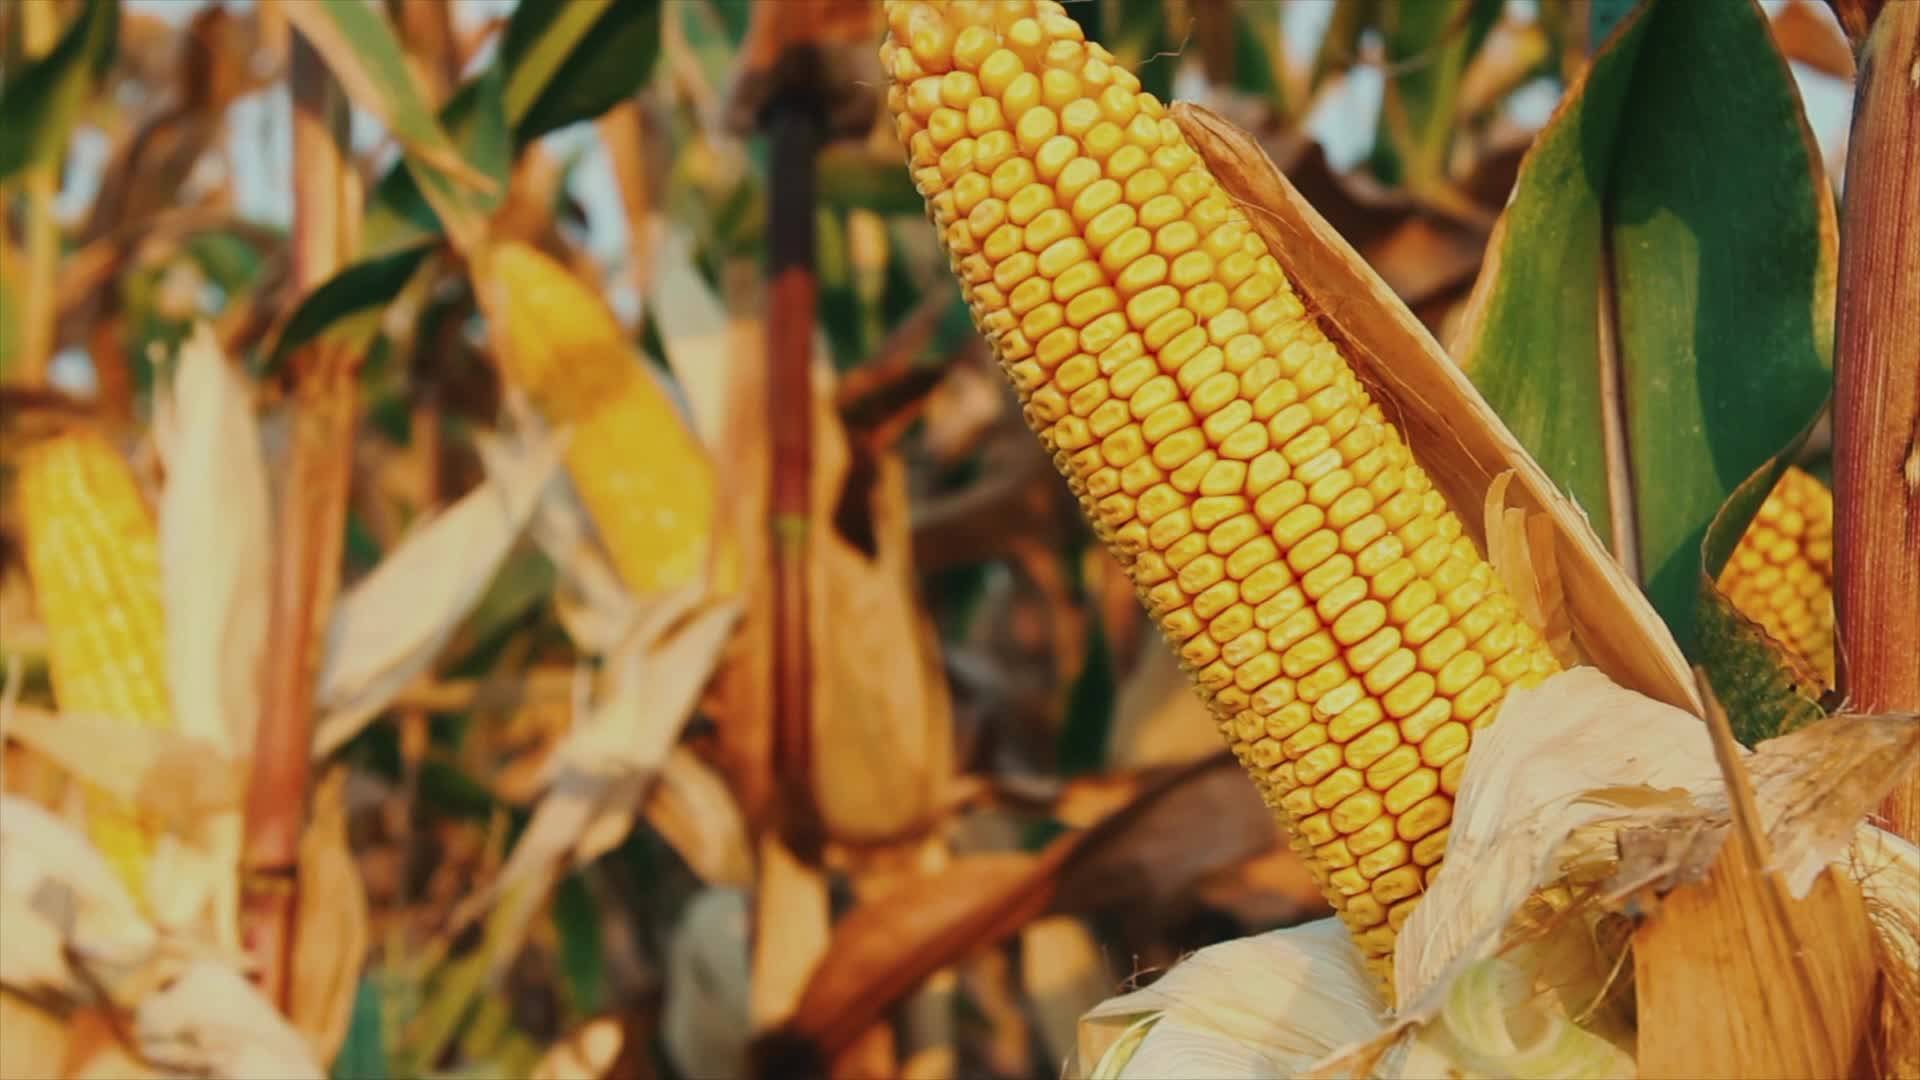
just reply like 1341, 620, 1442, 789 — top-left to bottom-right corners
287, 767, 368, 1068
312, 426, 563, 758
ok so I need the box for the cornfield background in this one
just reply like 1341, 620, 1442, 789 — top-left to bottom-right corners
1, 1, 1914, 1078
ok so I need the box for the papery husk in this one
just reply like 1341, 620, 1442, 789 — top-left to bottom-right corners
1072, 668, 1920, 1079
1171, 104, 1699, 716
804, 358, 955, 846
312, 426, 563, 757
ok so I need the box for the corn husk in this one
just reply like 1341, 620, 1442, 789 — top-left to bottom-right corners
1072, 667, 1920, 1078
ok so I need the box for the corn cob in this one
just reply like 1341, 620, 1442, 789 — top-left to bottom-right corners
881, 0, 1560, 987
1717, 466, 1835, 687
484, 243, 716, 597
15, 428, 172, 899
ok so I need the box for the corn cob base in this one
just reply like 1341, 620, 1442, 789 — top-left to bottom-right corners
882, 0, 1560, 991
1717, 466, 1835, 687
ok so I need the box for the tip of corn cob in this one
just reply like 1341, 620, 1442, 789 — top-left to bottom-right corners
881, 0, 1563, 992
484, 242, 720, 598
1718, 466, 1835, 687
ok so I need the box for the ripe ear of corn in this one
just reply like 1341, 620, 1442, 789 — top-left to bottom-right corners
484, 243, 718, 598
1716, 466, 1834, 687
15, 428, 173, 900
882, 0, 1560, 989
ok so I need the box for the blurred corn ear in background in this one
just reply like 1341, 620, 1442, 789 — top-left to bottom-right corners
1718, 465, 1836, 687
14, 427, 173, 900
484, 243, 719, 599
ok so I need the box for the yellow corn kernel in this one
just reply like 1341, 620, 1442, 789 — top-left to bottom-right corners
1715, 466, 1836, 687
16, 429, 172, 899
485, 244, 717, 597
883, 0, 1561, 992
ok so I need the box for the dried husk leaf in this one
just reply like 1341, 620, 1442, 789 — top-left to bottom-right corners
3, 707, 243, 833
640, 746, 753, 889
1075, 919, 1384, 1079
533, 1016, 626, 1080
1022, 916, 1115, 1071
1171, 103, 1700, 717
807, 376, 954, 845
1104, 637, 1220, 769
313, 428, 563, 757
0, 795, 158, 994
1074, 665, 1918, 1079
749, 834, 833, 1034
452, 591, 738, 971
286, 767, 368, 1066
1391, 668, 1721, 1009
135, 961, 324, 1079
155, 322, 269, 760
151, 324, 268, 957
0, 994, 68, 1080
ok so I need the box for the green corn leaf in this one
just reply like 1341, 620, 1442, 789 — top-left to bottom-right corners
499, 0, 663, 143
279, 0, 498, 253
1450, 0, 1834, 657
0, 0, 117, 182
262, 244, 434, 377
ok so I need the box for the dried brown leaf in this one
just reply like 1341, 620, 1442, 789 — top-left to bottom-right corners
0, 993, 70, 1080
1772, 0, 1857, 79
313, 429, 562, 757
773, 852, 1052, 1061
749, 836, 831, 1034
534, 1016, 626, 1080
1633, 840, 1879, 1078
4, 707, 244, 832
640, 747, 753, 889
1021, 916, 1113, 1072
809, 391, 953, 845
1749, 710, 1920, 897
1633, 679, 1880, 1080
1105, 642, 1220, 769
287, 767, 367, 1066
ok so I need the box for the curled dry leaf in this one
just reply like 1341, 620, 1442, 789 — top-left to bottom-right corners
312, 426, 563, 758
533, 1016, 626, 1080
807, 426, 954, 844
155, 322, 270, 759
1021, 916, 1114, 1072
287, 767, 368, 1067
1104, 639, 1222, 770
1482, 471, 1578, 668
135, 961, 325, 1080
640, 746, 753, 889
1077, 919, 1384, 1079
0, 795, 158, 1004
452, 593, 739, 971
1743, 710, 1920, 898
152, 322, 268, 955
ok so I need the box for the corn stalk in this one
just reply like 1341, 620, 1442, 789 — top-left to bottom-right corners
240, 30, 363, 1009
1831, 0, 1920, 842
